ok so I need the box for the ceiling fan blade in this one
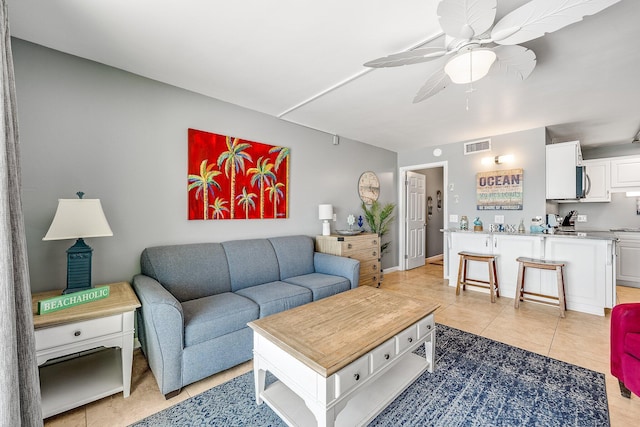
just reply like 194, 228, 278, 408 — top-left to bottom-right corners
413, 68, 451, 103
491, 0, 622, 45
437, 0, 497, 40
364, 47, 448, 68
490, 45, 537, 81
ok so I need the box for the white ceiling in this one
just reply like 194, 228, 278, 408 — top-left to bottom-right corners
7, 0, 640, 152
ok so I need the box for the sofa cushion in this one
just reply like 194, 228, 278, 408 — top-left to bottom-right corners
235, 281, 312, 318
625, 332, 640, 358
182, 293, 259, 347
141, 243, 231, 302
222, 239, 280, 292
269, 235, 315, 280
284, 273, 350, 301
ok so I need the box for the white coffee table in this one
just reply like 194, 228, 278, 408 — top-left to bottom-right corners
248, 286, 439, 427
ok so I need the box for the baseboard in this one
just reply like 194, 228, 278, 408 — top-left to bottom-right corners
383, 266, 399, 274
426, 254, 443, 264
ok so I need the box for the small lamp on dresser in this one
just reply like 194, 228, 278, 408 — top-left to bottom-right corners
43, 191, 113, 294
318, 204, 333, 236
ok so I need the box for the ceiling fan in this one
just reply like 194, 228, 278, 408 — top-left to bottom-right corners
364, 0, 622, 103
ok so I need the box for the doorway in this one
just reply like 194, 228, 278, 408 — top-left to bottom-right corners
399, 162, 448, 275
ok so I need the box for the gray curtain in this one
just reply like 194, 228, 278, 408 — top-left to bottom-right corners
0, 1, 43, 425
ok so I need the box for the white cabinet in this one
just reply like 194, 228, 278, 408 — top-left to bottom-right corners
611, 157, 640, 188
581, 159, 610, 202
616, 232, 640, 287
546, 141, 582, 200
446, 232, 616, 315
543, 237, 615, 315
448, 232, 543, 299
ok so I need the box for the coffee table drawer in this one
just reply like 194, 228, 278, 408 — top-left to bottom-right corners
417, 315, 435, 339
334, 355, 369, 398
370, 338, 396, 373
396, 325, 418, 354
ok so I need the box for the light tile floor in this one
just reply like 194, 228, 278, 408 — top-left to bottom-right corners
44, 264, 640, 426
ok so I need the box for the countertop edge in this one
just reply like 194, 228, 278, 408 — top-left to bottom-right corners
441, 229, 618, 241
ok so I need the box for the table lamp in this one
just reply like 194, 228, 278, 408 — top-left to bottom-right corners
43, 192, 113, 294
318, 204, 333, 236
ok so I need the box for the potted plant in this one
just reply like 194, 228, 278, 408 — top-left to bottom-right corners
361, 200, 396, 261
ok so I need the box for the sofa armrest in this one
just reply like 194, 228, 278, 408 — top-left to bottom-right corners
314, 252, 360, 289
132, 274, 185, 395
611, 303, 640, 380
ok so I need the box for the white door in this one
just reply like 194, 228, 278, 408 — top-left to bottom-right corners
406, 171, 426, 270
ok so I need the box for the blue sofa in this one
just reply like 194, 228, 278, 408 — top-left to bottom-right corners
132, 235, 360, 398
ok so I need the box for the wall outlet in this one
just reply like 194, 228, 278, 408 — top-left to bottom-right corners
577, 214, 587, 222
494, 215, 505, 224
450, 214, 459, 223
332, 213, 337, 222
449, 183, 455, 191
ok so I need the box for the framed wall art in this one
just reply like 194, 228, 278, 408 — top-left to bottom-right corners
187, 128, 290, 220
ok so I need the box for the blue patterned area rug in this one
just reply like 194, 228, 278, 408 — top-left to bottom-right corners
131, 325, 609, 426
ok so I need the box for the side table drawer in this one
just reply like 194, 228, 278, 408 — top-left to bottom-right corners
35, 314, 123, 351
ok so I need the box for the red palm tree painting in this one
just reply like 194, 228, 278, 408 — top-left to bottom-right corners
188, 128, 289, 220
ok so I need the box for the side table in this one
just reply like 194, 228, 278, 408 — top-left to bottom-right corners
31, 281, 141, 419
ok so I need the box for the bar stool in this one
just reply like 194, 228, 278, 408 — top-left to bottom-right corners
514, 257, 566, 318
456, 251, 500, 303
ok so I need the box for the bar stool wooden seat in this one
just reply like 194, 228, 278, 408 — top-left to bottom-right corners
456, 251, 500, 303
514, 257, 566, 318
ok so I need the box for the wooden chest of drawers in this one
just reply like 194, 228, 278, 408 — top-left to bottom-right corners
315, 233, 381, 287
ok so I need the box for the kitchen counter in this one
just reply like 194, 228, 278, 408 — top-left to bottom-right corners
442, 228, 617, 241
444, 229, 616, 316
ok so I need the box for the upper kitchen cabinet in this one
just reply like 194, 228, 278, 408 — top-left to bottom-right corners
546, 141, 583, 200
611, 156, 640, 188
581, 159, 611, 202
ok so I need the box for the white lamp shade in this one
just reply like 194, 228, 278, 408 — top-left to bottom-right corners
43, 199, 113, 240
318, 204, 333, 220
444, 48, 496, 84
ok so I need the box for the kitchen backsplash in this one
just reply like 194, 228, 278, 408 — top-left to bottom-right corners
558, 193, 640, 230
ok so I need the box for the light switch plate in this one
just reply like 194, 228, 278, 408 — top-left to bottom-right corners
494, 215, 505, 224
450, 214, 459, 223
577, 215, 587, 222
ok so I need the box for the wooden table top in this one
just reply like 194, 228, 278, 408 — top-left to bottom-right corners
248, 286, 439, 377
31, 282, 141, 329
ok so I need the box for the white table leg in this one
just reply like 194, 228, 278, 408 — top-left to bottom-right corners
254, 361, 266, 405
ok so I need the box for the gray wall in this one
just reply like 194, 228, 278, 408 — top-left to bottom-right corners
416, 167, 444, 258
13, 39, 398, 293
399, 127, 547, 231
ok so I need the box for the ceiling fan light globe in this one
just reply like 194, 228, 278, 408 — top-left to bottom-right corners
444, 49, 496, 84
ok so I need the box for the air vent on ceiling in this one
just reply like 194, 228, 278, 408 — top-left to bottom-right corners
464, 138, 491, 155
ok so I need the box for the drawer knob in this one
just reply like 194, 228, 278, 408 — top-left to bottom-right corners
372, 264, 377, 270
427, 325, 431, 330
373, 240, 378, 244
74, 330, 81, 337
354, 373, 360, 381
372, 251, 377, 256
408, 337, 413, 343
384, 354, 390, 360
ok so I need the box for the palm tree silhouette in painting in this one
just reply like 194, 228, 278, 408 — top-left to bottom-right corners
266, 181, 285, 219
188, 159, 222, 220
209, 197, 229, 219
236, 187, 257, 219
248, 157, 276, 219
269, 146, 290, 216
217, 136, 252, 219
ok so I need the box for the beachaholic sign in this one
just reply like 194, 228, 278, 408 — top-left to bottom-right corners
476, 168, 523, 210
37, 286, 110, 315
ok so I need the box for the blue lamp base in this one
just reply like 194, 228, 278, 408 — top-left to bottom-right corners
63, 238, 93, 294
